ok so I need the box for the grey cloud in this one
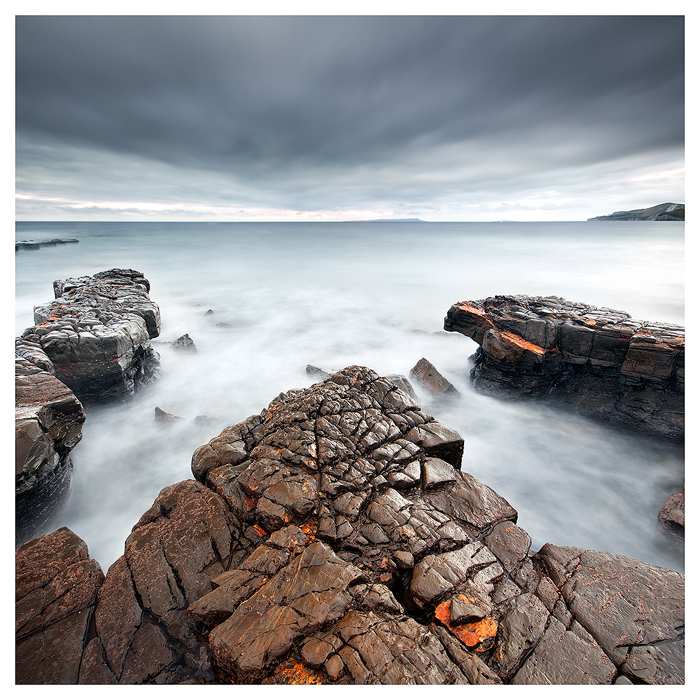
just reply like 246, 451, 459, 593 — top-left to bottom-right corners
15, 15, 684, 217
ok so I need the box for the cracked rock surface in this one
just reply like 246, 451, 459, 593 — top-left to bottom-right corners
19, 268, 161, 404
444, 295, 684, 440
15, 366, 685, 684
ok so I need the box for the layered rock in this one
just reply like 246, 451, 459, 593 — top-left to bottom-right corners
409, 357, 460, 398
444, 295, 684, 440
15, 347, 85, 545
19, 269, 161, 404
16, 367, 685, 684
16, 527, 104, 684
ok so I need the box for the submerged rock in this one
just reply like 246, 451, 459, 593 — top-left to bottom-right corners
20, 269, 161, 404
15, 366, 685, 684
444, 295, 684, 441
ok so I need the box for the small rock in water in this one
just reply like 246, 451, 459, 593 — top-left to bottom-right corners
155, 406, 183, 423
658, 490, 684, 536
409, 357, 461, 398
171, 333, 198, 353
204, 309, 214, 316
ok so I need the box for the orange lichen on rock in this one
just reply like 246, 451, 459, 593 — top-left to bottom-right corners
300, 522, 317, 540
253, 524, 267, 538
457, 303, 493, 322
434, 601, 498, 650
584, 318, 597, 326
500, 332, 546, 355
262, 660, 323, 685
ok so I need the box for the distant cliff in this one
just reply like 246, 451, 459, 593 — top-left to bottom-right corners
588, 203, 684, 221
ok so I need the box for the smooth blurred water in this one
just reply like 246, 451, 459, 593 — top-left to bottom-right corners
15, 221, 685, 572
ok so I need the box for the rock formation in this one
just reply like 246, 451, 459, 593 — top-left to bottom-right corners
15, 366, 684, 684
658, 490, 684, 537
444, 295, 684, 441
15, 346, 85, 545
171, 333, 197, 353
16, 237, 79, 251
587, 203, 684, 221
15, 269, 160, 544
18, 269, 161, 404
409, 357, 460, 398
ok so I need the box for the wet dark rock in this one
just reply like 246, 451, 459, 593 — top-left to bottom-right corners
171, 333, 197, 353
409, 357, 460, 398
538, 543, 684, 677
16, 528, 104, 684
444, 295, 684, 441
16, 238, 79, 251
15, 366, 685, 684
20, 269, 161, 404
15, 354, 85, 545
658, 490, 684, 536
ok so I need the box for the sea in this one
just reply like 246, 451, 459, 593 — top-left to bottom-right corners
14, 220, 685, 574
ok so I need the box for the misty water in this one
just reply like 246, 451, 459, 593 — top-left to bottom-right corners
15, 221, 685, 573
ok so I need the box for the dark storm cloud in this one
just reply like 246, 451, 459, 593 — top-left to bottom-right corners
15, 15, 684, 217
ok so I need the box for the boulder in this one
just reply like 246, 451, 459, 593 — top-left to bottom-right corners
16, 528, 104, 684
658, 490, 684, 536
16, 366, 685, 684
15, 352, 85, 545
19, 269, 161, 404
409, 357, 460, 398
444, 295, 684, 440
171, 333, 197, 353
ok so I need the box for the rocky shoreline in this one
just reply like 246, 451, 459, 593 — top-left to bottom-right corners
15, 276, 684, 685
15, 269, 162, 544
444, 295, 684, 442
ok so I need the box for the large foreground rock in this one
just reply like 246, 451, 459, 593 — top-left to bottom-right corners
16, 367, 685, 684
444, 295, 684, 441
18, 269, 161, 404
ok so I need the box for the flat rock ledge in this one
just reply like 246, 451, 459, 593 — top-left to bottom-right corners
444, 295, 684, 441
15, 366, 684, 685
18, 269, 161, 404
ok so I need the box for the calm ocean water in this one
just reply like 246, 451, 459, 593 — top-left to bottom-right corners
15, 221, 685, 572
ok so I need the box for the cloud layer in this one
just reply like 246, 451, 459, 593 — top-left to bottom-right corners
16, 15, 684, 220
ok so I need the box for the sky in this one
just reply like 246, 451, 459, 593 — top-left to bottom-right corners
15, 12, 685, 222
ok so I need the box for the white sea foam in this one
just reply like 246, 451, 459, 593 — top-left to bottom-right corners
15, 221, 685, 571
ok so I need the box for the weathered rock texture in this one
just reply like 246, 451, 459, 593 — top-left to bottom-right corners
410, 357, 460, 398
16, 527, 104, 684
15, 346, 85, 545
444, 295, 684, 441
15, 367, 684, 684
658, 491, 684, 536
18, 269, 161, 404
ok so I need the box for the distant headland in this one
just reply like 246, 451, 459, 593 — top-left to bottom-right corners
359, 218, 425, 223
588, 203, 684, 221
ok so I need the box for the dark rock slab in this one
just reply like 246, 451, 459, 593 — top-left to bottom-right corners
444, 295, 684, 440
409, 357, 460, 398
15, 354, 85, 544
16, 238, 79, 251
658, 490, 684, 536
538, 543, 684, 677
16, 528, 104, 684
20, 269, 161, 404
